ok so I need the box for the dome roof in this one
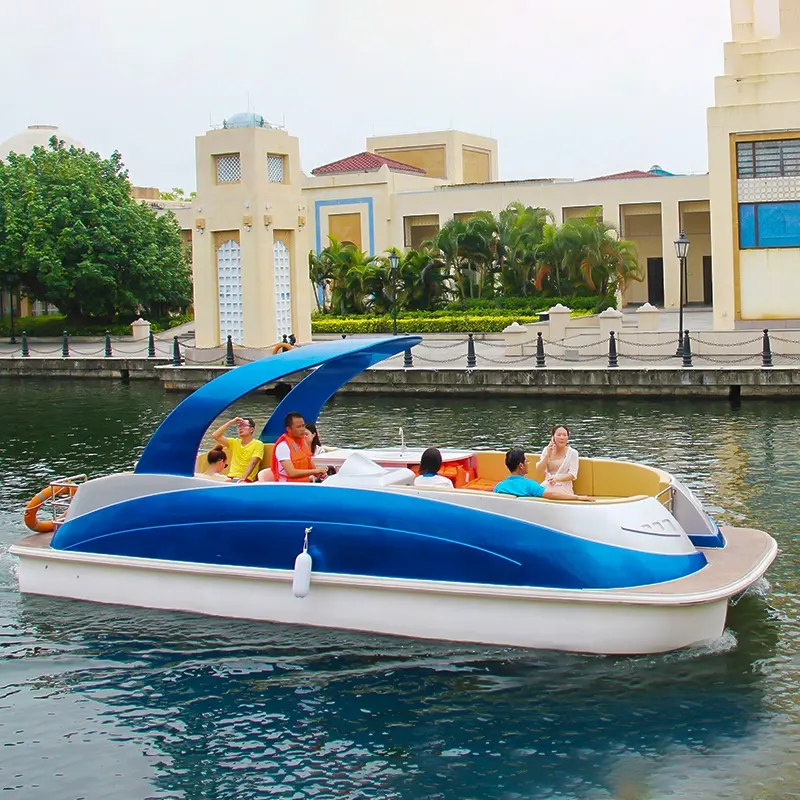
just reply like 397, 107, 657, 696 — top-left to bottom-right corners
221, 112, 279, 130
0, 124, 84, 160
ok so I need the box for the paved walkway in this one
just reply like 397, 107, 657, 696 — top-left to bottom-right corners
0, 308, 795, 369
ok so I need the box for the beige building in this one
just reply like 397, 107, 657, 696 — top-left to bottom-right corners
187, 1, 800, 347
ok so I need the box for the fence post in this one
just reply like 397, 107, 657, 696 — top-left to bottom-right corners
61, 331, 70, 358
104, 330, 113, 357
536, 331, 546, 368
225, 335, 235, 367
608, 330, 618, 368
172, 335, 182, 367
682, 330, 693, 368
21, 331, 30, 358
466, 333, 477, 369
761, 329, 773, 368
403, 348, 413, 368
147, 331, 156, 358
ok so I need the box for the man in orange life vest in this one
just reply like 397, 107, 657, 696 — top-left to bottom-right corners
271, 412, 329, 482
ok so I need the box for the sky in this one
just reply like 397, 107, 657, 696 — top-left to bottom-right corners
1, 0, 731, 191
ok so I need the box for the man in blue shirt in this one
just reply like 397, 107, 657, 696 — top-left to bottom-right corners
494, 448, 594, 501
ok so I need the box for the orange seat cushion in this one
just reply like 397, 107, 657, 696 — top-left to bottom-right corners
462, 477, 498, 492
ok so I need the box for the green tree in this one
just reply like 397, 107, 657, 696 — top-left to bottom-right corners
0, 138, 192, 319
159, 187, 196, 201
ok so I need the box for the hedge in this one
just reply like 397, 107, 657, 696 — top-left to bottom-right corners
442, 295, 617, 313
312, 314, 542, 334
0, 312, 193, 337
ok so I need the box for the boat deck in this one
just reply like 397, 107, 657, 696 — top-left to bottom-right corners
621, 526, 775, 598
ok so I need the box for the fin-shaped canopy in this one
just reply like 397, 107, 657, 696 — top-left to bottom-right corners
135, 336, 420, 477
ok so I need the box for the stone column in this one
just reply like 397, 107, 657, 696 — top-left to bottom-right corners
131, 318, 151, 341
597, 308, 623, 336
502, 321, 528, 357
547, 304, 572, 343
635, 302, 660, 332
661, 200, 681, 309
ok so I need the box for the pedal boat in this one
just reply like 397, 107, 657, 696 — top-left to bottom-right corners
10, 336, 777, 655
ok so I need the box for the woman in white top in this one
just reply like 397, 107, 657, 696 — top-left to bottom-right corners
413, 448, 453, 488
536, 424, 579, 495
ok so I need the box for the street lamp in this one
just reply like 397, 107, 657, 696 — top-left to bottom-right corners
388, 252, 400, 336
9, 291, 16, 345
674, 230, 690, 356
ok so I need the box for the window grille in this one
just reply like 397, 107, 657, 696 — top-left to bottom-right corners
737, 140, 800, 179
216, 154, 241, 183
267, 155, 285, 183
217, 239, 243, 344
273, 240, 292, 340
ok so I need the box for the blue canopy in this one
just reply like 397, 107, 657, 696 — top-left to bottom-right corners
135, 336, 420, 477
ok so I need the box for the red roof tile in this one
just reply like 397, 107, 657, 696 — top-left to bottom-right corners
312, 151, 426, 176
585, 169, 664, 182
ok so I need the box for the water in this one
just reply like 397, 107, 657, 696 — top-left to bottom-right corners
1, 380, 799, 799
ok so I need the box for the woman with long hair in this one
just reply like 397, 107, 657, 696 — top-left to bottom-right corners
536, 424, 579, 495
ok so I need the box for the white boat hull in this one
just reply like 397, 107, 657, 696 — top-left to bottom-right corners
11, 526, 776, 655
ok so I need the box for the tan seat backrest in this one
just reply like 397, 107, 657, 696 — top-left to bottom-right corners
474, 451, 509, 482
589, 458, 663, 498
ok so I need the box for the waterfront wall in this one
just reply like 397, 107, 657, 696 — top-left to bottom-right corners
0, 357, 171, 380
157, 364, 800, 398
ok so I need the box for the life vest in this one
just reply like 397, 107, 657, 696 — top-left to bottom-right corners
271, 433, 314, 482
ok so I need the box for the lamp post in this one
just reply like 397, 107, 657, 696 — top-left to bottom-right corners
388, 252, 400, 336
9, 290, 16, 345
674, 230, 690, 357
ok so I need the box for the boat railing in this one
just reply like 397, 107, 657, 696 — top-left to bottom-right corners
655, 484, 674, 511
50, 474, 88, 530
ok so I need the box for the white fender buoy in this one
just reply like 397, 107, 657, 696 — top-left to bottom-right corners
292, 526, 313, 598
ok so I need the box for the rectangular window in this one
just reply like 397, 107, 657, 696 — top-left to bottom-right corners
739, 201, 800, 249
739, 204, 757, 249
736, 139, 800, 179
215, 154, 241, 183
267, 154, 285, 183
403, 214, 440, 248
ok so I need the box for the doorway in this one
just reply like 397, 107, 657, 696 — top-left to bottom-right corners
703, 256, 713, 305
647, 258, 665, 306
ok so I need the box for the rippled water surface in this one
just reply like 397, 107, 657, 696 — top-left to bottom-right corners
1, 380, 799, 799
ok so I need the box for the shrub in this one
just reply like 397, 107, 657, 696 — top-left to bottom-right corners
312, 314, 542, 334
0, 312, 193, 337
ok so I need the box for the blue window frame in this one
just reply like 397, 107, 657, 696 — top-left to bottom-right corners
739, 201, 800, 249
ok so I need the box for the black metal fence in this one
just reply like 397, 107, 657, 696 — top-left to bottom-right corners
3, 329, 800, 370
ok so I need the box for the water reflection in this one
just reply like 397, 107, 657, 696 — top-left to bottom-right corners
5, 591, 779, 799
1, 380, 799, 798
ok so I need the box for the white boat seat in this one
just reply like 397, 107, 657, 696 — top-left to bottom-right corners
323, 452, 415, 488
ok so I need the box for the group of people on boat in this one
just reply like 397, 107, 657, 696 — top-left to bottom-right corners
197, 412, 330, 484
196, 416, 592, 501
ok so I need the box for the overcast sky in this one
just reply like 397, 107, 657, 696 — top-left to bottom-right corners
2, 0, 731, 190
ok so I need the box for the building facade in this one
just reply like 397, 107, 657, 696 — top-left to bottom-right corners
191, 1, 800, 347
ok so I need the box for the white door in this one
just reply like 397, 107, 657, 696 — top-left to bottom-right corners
217, 239, 243, 345
273, 240, 292, 341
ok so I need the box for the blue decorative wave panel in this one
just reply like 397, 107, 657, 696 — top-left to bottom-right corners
52, 485, 707, 591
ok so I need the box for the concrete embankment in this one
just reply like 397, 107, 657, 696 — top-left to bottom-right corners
0, 357, 171, 380
157, 364, 800, 398
2, 357, 799, 397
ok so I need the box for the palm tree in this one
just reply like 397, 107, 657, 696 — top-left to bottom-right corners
560, 210, 642, 295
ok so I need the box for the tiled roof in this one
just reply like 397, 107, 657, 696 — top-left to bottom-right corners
585, 168, 674, 182
312, 151, 426, 176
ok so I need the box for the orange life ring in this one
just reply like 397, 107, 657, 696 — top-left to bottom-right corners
23, 484, 78, 533
272, 342, 293, 354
